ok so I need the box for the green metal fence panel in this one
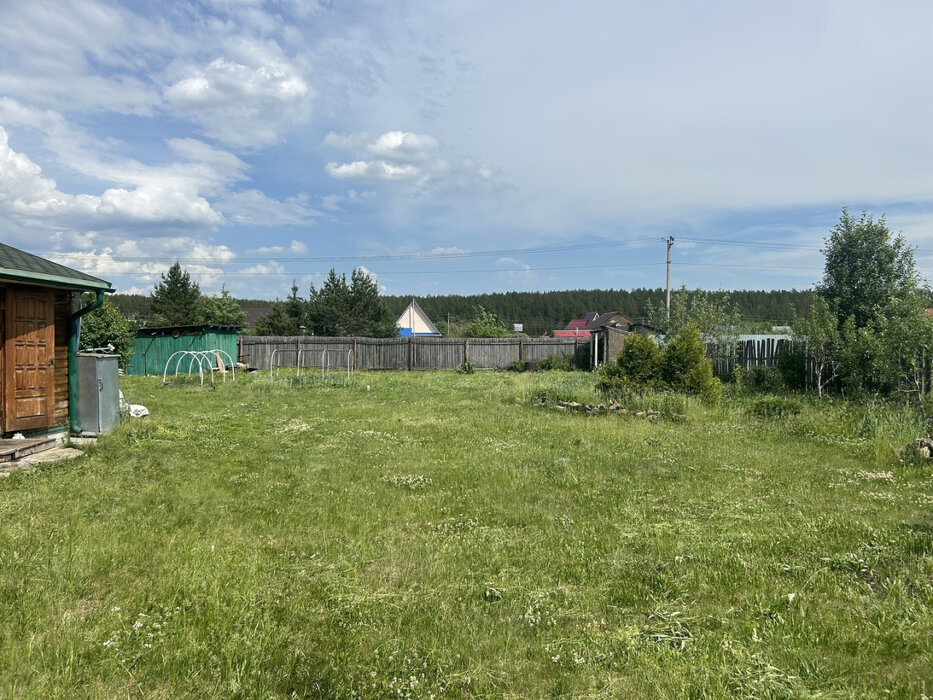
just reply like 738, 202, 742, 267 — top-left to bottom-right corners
126, 331, 238, 376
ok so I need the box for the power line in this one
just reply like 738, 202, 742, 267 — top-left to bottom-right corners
675, 262, 821, 271
677, 236, 822, 251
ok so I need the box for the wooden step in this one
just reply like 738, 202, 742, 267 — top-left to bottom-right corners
0, 437, 58, 463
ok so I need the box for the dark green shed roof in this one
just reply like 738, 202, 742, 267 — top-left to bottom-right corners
0, 242, 112, 292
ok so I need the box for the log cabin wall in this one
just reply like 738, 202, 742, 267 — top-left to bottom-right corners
53, 291, 72, 427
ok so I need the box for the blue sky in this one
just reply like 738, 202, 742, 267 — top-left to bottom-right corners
2, 0, 933, 299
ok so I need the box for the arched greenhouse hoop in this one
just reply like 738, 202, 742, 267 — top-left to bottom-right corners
163, 349, 236, 387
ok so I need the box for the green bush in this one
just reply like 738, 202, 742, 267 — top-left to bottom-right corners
594, 373, 629, 398
746, 365, 785, 393
595, 360, 630, 396
597, 326, 721, 405
616, 333, 662, 386
539, 354, 574, 372
662, 326, 721, 404
775, 343, 807, 390
456, 361, 475, 374
79, 297, 134, 369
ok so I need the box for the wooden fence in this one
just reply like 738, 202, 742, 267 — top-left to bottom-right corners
707, 334, 796, 377
238, 332, 808, 377
237, 335, 585, 371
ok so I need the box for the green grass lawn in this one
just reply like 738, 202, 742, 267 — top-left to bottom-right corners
1, 370, 932, 697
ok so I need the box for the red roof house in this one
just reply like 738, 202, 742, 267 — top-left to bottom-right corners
554, 312, 599, 338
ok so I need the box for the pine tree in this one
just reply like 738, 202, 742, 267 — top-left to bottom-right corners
254, 301, 300, 336
347, 268, 397, 337
285, 281, 306, 330
308, 270, 351, 336
151, 262, 201, 326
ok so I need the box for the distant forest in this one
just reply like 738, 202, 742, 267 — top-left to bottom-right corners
110, 288, 813, 336
383, 289, 812, 336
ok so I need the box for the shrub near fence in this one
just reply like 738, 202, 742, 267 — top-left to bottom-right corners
238, 336, 584, 371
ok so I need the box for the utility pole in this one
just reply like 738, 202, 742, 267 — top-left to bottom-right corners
665, 236, 674, 320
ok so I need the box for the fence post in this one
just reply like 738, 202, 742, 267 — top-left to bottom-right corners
409, 336, 414, 371
353, 337, 358, 370
464, 338, 469, 364
519, 339, 524, 362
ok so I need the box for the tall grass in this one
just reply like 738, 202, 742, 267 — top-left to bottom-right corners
1, 370, 931, 696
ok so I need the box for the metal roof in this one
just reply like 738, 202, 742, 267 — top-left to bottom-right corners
0, 243, 112, 292
583, 311, 634, 331
136, 324, 241, 335
395, 298, 441, 335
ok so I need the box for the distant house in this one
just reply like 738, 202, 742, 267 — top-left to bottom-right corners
0, 243, 113, 436
554, 312, 599, 339
585, 311, 637, 368
241, 306, 271, 330
396, 299, 441, 337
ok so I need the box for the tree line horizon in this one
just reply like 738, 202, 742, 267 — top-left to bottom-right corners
108, 284, 819, 336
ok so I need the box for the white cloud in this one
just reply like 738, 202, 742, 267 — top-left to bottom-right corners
0, 110, 317, 255
250, 240, 309, 255
324, 130, 497, 188
47, 238, 235, 278
164, 55, 313, 148
326, 160, 421, 182
0, 2, 168, 115
0, 99, 252, 199
49, 250, 168, 278
0, 127, 223, 236
237, 261, 287, 276
367, 131, 439, 162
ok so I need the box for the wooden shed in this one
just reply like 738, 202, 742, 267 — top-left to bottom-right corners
584, 311, 636, 368
126, 325, 239, 376
0, 243, 113, 437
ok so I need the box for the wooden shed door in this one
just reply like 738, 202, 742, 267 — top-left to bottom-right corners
4, 289, 55, 432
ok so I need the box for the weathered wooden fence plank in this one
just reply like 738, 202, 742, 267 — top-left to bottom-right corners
356, 337, 408, 370
466, 338, 519, 369
412, 337, 465, 370
522, 338, 578, 362
706, 334, 796, 378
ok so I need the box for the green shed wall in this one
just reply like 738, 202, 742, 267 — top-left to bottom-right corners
126, 331, 238, 376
